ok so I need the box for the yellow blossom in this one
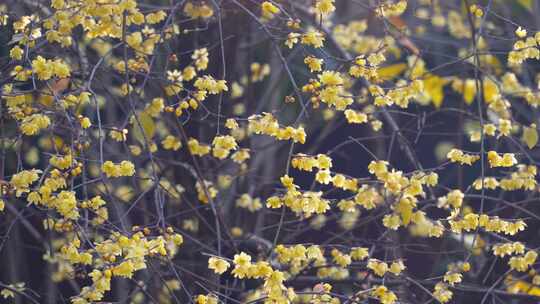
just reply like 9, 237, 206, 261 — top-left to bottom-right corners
261, 2, 280, 19
102, 161, 136, 178
315, 0, 335, 16
208, 257, 230, 274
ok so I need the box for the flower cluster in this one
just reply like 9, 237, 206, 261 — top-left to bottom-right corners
248, 113, 306, 144
101, 161, 136, 178
487, 151, 518, 168
367, 259, 406, 277
449, 213, 526, 236
447, 149, 480, 165
212, 135, 238, 159
266, 175, 330, 217
4, 0, 540, 303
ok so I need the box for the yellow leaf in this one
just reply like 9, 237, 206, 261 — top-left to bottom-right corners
483, 79, 499, 103
530, 286, 540, 297
483, 54, 503, 75
523, 124, 538, 149
131, 112, 155, 144
396, 198, 413, 226
377, 63, 407, 81
517, 0, 533, 10
463, 79, 476, 104
424, 75, 449, 108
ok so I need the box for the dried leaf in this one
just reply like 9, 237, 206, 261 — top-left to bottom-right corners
50, 77, 71, 95
398, 36, 419, 55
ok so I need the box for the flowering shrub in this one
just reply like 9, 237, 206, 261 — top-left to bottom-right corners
1, 0, 540, 303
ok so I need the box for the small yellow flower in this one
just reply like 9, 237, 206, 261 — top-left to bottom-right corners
208, 257, 230, 274
515, 26, 527, 38
389, 260, 406, 275
162, 135, 182, 151
261, 1, 280, 19
314, 0, 335, 16
301, 30, 325, 48
112, 260, 135, 278
304, 56, 323, 72
367, 259, 388, 277
80, 117, 92, 129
